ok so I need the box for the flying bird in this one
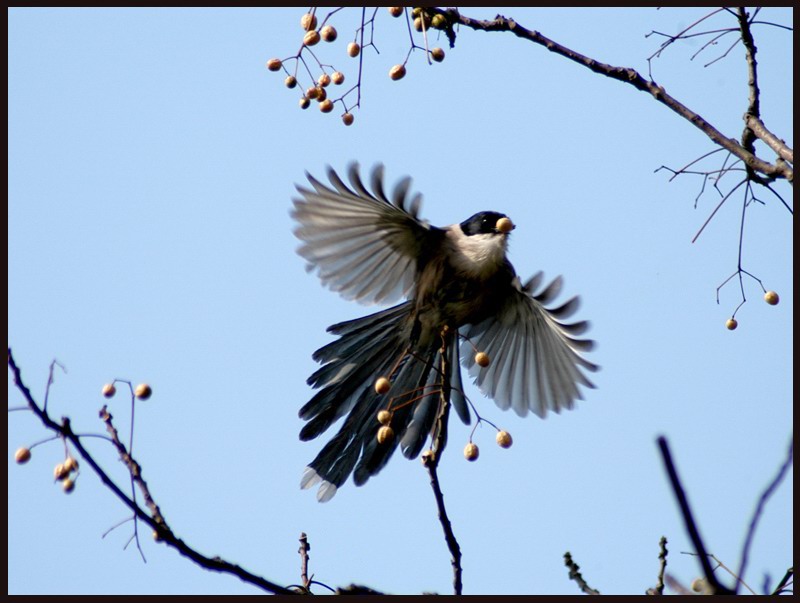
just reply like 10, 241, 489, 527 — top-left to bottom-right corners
291, 164, 598, 502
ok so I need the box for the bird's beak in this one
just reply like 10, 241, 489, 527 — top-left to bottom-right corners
495, 217, 515, 234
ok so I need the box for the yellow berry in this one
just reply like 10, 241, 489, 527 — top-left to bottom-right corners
300, 13, 317, 32
320, 25, 337, 42
496, 430, 513, 448
431, 14, 446, 29
15, 447, 31, 464
314, 86, 327, 102
305, 86, 320, 100
319, 99, 333, 113
388, 7, 403, 17
464, 442, 479, 461
284, 75, 297, 89
342, 113, 354, 126
726, 318, 738, 331
377, 409, 392, 425
496, 216, 514, 233
430, 47, 445, 62
102, 383, 116, 398
63, 456, 79, 473
303, 30, 321, 47
347, 42, 360, 57
413, 16, 424, 32
62, 477, 76, 493
375, 376, 391, 395
475, 352, 490, 368
421, 449, 435, 464
764, 291, 780, 305
377, 425, 394, 444
54, 463, 70, 481
317, 73, 331, 87
389, 64, 406, 81
691, 578, 709, 593
331, 71, 345, 85
299, 96, 310, 110
266, 58, 282, 72
135, 383, 152, 400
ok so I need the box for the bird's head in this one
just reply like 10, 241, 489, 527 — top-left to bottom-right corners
459, 211, 515, 236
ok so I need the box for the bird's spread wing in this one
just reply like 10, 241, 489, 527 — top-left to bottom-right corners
460, 272, 599, 418
291, 163, 435, 305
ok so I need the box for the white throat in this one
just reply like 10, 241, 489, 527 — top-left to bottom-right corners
446, 227, 508, 279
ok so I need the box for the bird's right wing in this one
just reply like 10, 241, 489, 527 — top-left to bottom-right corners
291, 163, 438, 305
460, 272, 599, 418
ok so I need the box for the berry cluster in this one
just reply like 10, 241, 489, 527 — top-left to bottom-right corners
14, 445, 80, 494
725, 290, 780, 330
372, 350, 514, 464
265, 7, 450, 126
13, 381, 154, 494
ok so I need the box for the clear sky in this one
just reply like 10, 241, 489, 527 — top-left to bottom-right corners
8, 7, 793, 595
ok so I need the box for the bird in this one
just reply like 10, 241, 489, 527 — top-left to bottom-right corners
291, 163, 598, 502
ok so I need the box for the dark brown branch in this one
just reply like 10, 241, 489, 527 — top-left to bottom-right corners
430, 8, 792, 184
746, 114, 794, 164
564, 551, 600, 595
656, 436, 734, 595
652, 536, 668, 595
99, 405, 167, 527
772, 567, 794, 596
735, 437, 794, 595
298, 532, 311, 591
421, 340, 463, 595
7, 348, 297, 596
736, 7, 762, 186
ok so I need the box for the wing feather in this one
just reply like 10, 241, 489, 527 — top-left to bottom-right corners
292, 163, 435, 305
461, 275, 598, 418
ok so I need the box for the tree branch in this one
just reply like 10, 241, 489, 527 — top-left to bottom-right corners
745, 114, 794, 164
656, 436, 734, 595
432, 8, 793, 184
735, 436, 794, 594
564, 551, 600, 595
420, 337, 463, 595
7, 348, 297, 596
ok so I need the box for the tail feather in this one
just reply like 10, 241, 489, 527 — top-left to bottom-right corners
300, 302, 470, 501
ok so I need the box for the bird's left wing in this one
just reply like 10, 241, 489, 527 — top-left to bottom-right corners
460, 272, 599, 418
292, 163, 436, 305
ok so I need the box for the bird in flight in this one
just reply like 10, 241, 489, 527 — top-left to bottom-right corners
292, 163, 598, 501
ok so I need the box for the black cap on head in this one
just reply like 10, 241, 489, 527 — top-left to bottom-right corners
460, 211, 510, 236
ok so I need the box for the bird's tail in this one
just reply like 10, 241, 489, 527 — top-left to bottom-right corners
299, 302, 470, 502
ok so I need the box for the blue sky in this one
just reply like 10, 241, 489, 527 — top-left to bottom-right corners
8, 7, 793, 595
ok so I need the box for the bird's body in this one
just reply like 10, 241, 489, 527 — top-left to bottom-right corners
292, 164, 597, 502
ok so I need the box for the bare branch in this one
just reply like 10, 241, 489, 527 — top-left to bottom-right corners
772, 567, 794, 596
746, 115, 794, 164
652, 536, 668, 595
429, 8, 792, 184
420, 338, 463, 595
7, 348, 297, 596
564, 551, 600, 595
656, 436, 735, 595
735, 437, 794, 594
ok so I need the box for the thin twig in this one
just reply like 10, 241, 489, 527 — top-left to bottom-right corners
772, 567, 794, 595
654, 536, 668, 595
564, 551, 600, 595
735, 437, 794, 594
